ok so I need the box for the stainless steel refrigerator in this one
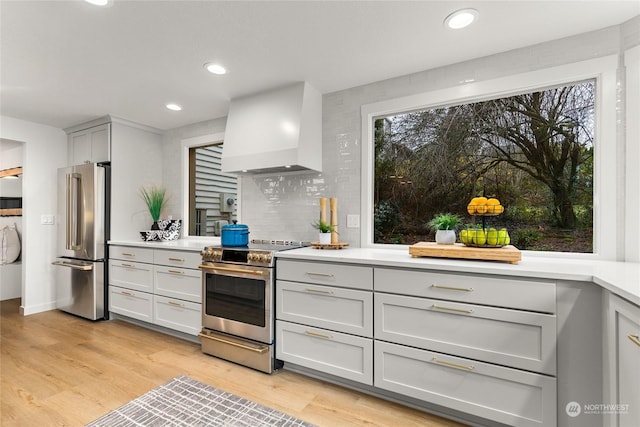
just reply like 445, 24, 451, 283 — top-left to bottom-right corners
52, 162, 110, 320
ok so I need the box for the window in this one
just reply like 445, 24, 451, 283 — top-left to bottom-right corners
374, 80, 595, 252
361, 56, 618, 258
182, 133, 238, 237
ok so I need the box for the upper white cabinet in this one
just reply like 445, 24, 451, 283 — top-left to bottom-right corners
605, 292, 640, 427
68, 122, 110, 165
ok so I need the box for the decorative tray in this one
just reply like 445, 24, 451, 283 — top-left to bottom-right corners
408, 242, 521, 264
311, 242, 350, 250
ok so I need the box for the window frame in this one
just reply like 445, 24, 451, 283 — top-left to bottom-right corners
360, 55, 619, 260
181, 132, 242, 239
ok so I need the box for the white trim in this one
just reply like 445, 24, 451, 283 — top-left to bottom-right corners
361, 55, 619, 260
624, 45, 640, 262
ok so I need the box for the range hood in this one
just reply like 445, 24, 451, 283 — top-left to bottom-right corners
221, 82, 322, 174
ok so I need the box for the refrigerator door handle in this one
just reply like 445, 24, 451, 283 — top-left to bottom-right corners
67, 172, 82, 250
52, 260, 93, 271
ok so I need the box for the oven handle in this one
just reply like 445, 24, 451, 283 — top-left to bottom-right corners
198, 332, 269, 353
199, 264, 269, 276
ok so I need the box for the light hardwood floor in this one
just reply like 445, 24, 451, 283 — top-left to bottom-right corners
0, 298, 467, 426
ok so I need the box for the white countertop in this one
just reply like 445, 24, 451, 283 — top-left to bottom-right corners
109, 238, 220, 252
276, 246, 640, 306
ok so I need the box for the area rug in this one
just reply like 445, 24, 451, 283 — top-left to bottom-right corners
86, 375, 316, 427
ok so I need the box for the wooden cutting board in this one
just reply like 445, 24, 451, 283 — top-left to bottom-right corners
409, 242, 521, 264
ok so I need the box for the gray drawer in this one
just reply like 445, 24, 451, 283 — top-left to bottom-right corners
277, 259, 373, 290
153, 249, 202, 269
375, 268, 556, 313
110, 245, 154, 264
277, 280, 373, 337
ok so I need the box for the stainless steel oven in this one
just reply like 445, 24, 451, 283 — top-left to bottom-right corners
198, 240, 306, 373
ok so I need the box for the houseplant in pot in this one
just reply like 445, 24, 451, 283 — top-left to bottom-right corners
312, 220, 335, 244
139, 186, 166, 230
427, 212, 462, 245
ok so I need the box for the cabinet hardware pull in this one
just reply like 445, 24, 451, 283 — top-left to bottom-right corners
306, 272, 334, 278
628, 334, 640, 347
168, 269, 184, 275
431, 284, 473, 292
305, 330, 333, 339
431, 304, 474, 314
431, 357, 474, 371
198, 332, 268, 354
121, 253, 135, 257
121, 263, 134, 268
168, 257, 184, 262
167, 301, 185, 308
120, 291, 134, 296
198, 265, 268, 276
305, 288, 334, 295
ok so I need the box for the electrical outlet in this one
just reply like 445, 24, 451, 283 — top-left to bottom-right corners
346, 214, 360, 228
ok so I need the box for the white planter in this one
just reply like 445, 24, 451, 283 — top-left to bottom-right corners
319, 232, 332, 244
435, 229, 456, 245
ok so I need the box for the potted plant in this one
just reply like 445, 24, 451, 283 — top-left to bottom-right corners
312, 220, 335, 244
427, 213, 462, 245
140, 186, 166, 230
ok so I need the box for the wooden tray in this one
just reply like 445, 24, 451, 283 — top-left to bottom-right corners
409, 242, 521, 264
311, 241, 349, 250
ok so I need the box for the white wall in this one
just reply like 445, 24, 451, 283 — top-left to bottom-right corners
0, 116, 67, 314
110, 120, 164, 240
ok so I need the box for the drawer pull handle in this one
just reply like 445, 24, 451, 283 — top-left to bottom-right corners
198, 332, 269, 354
305, 288, 334, 295
167, 301, 185, 308
168, 269, 184, 275
431, 304, 474, 315
306, 272, 334, 278
120, 291, 134, 296
120, 263, 134, 268
431, 284, 473, 292
305, 330, 333, 340
168, 257, 184, 262
121, 253, 135, 257
431, 357, 475, 371
628, 334, 640, 347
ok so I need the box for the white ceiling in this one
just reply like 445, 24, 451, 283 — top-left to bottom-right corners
1, 1, 638, 131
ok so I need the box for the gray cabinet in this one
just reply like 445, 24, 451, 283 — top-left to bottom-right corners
109, 245, 202, 336
374, 267, 557, 427
375, 341, 556, 427
275, 260, 374, 385
605, 293, 640, 427
68, 123, 110, 165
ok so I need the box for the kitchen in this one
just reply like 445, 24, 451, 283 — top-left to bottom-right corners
1, 1, 639, 426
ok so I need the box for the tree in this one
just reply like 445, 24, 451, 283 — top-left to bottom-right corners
475, 82, 594, 228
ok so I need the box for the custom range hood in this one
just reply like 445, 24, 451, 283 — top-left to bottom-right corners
221, 82, 322, 174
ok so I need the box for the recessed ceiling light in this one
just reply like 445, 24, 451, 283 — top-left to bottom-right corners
85, 0, 111, 6
444, 8, 479, 29
166, 103, 182, 111
204, 63, 227, 75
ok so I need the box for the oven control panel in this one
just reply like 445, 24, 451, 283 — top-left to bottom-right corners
201, 247, 223, 262
200, 247, 274, 267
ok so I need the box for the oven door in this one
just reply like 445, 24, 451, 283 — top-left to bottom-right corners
201, 263, 273, 344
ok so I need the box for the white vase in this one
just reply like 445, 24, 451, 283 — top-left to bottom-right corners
319, 232, 332, 244
435, 229, 456, 245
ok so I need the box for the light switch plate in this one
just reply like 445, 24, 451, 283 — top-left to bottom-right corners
41, 214, 55, 225
346, 214, 360, 228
